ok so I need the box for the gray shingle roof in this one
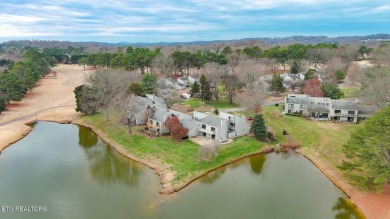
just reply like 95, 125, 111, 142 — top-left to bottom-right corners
178, 76, 188, 81
286, 97, 309, 104
135, 96, 153, 106
151, 108, 170, 122
181, 119, 197, 130
331, 101, 358, 111
199, 115, 224, 128
307, 104, 330, 112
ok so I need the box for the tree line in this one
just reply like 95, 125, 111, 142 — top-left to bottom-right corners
0, 48, 51, 113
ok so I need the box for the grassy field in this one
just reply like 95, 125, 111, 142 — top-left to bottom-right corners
79, 112, 266, 184
185, 98, 239, 109
341, 86, 361, 98
262, 106, 361, 166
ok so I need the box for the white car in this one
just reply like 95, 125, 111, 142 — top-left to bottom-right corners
181, 93, 191, 99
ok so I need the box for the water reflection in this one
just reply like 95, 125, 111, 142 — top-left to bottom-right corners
332, 197, 364, 219
199, 166, 227, 184
79, 126, 142, 188
78, 126, 98, 148
249, 154, 266, 175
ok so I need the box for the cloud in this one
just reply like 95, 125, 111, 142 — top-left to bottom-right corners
0, 0, 388, 42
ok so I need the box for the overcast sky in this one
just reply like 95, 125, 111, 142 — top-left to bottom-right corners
1, 0, 389, 43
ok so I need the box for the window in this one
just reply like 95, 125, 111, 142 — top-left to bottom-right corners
202, 124, 206, 129
156, 122, 159, 126
299, 104, 304, 109
211, 127, 215, 131
288, 104, 294, 109
348, 111, 355, 115
335, 110, 341, 114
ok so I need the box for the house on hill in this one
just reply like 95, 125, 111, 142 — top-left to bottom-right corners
283, 94, 373, 123
128, 94, 250, 140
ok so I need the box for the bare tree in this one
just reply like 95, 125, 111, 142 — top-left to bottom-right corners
325, 57, 348, 82
151, 53, 174, 75
227, 52, 242, 73
291, 80, 306, 93
198, 141, 220, 162
372, 44, 390, 67
87, 69, 133, 121
361, 66, 390, 109
240, 82, 268, 113
223, 75, 243, 104
115, 93, 137, 134
156, 80, 177, 107
238, 64, 262, 92
347, 63, 362, 85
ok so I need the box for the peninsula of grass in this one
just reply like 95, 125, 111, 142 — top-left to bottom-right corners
78, 112, 266, 185
262, 105, 361, 167
185, 98, 239, 109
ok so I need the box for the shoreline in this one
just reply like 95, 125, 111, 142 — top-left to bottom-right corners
0, 116, 373, 218
72, 119, 272, 194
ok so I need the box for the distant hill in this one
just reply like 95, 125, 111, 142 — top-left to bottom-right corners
1, 33, 390, 49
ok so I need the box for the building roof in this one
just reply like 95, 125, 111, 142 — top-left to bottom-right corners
181, 118, 197, 130
288, 74, 300, 80
286, 96, 309, 104
178, 76, 188, 81
135, 96, 153, 107
151, 108, 170, 122
331, 101, 358, 111
199, 115, 224, 128
307, 104, 330, 113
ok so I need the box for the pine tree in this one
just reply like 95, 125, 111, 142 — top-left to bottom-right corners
0, 98, 5, 114
200, 74, 206, 101
190, 81, 200, 97
250, 114, 267, 141
203, 82, 213, 102
268, 75, 286, 94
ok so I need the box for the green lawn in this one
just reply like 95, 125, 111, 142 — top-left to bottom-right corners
262, 106, 361, 166
341, 86, 361, 98
79, 112, 266, 184
185, 98, 239, 109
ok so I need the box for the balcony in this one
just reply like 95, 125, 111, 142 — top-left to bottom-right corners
198, 127, 216, 135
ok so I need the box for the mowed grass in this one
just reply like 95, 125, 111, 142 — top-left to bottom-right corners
185, 98, 239, 109
341, 86, 361, 98
79, 112, 265, 184
262, 106, 361, 166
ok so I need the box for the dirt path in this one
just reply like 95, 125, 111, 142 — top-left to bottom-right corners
0, 64, 93, 153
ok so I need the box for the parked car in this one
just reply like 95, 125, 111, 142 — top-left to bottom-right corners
180, 93, 191, 99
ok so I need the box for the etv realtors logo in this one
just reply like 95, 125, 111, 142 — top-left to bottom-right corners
1, 206, 47, 212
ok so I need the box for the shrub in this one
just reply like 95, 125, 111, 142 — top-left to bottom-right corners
214, 108, 219, 115
0, 98, 5, 114
282, 130, 287, 135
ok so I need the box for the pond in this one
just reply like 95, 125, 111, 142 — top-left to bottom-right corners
0, 122, 363, 219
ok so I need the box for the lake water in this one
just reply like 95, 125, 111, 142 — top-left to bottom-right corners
0, 122, 363, 219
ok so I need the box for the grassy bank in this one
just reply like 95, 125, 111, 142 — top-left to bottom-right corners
185, 98, 239, 109
341, 86, 361, 98
78, 112, 265, 184
262, 106, 361, 167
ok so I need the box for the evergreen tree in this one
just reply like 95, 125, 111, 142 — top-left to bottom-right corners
269, 75, 286, 94
74, 85, 99, 115
321, 83, 344, 99
190, 81, 200, 97
290, 61, 300, 74
0, 98, 5, 114
200, 74, 207, 101
338, 106, 390, 192
128, 83, 143, 96
250, 114, 268, 141
202, 82, 213, 102
140, 74, 157, 95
